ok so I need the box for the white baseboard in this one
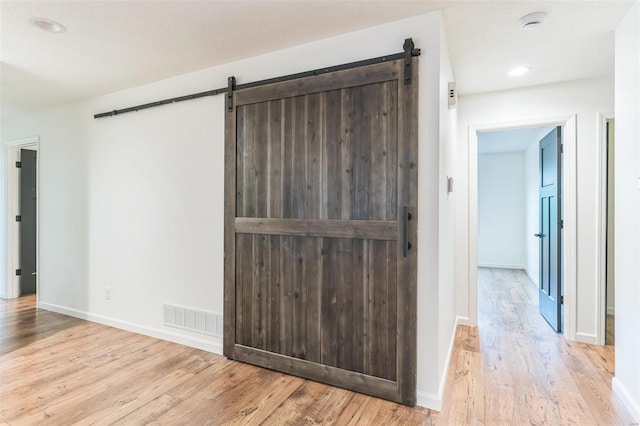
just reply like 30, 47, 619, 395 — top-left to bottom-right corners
439, 316, 463, 397
575, 332, 598, 345
416, 390, 442, 411
612, 377, 640, 423
478, 263, 525, 270
39, 302, 223, 355
607, 306, 615, 315
416, 315, 463, 411
456, 316, 471, 327
525, 268, 539, 287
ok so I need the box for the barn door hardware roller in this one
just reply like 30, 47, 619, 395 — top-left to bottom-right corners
403, 38, 420, 85
94, 38, 421, 119
227, 77, 236, 112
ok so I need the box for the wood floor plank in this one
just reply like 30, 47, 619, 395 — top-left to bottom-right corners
261, 380, 354, 425
1, 271, 634, 425
447, 349, 484, 425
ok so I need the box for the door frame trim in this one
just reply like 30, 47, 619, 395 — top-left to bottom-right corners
3, 136, 39, 301
597, 113, 614, 345
467, 115, 577, 341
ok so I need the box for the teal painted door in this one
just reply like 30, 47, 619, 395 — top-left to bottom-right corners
20, 149, 37, 295
537, 128, 562, 332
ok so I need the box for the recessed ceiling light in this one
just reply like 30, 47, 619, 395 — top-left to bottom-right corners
30, 17, 66, 33
508, 66, 530, 77
519, 12, 546, 30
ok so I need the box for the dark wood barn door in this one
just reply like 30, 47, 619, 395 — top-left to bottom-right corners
224, 59, 418, 405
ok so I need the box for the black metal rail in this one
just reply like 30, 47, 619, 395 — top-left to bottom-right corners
94, 38, 420, 119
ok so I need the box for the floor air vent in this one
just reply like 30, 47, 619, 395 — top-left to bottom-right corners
163, 304, 222, 337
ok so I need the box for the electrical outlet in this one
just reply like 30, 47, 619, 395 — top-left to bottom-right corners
105, 287, 112, 300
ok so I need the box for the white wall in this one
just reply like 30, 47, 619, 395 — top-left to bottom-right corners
606, 120, 615, 315
0, 140, 5, 298
524, 138, 540, 286
477, 151, 525, 269
435, 20, 458, 409
0, 12, 457, 410
456, 77, 614, 342
613, 1, 640, 421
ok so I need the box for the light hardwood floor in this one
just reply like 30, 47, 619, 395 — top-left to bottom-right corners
0, 269, 635, 425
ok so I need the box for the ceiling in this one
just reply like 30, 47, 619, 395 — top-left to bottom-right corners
478, 126, 554, 154
0, 1, 634, 121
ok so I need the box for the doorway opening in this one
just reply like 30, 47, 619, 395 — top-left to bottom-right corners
467, 115, 578, 340
477, 125, 563, 332
600, 116, 615, 346
4, 136, 39, 301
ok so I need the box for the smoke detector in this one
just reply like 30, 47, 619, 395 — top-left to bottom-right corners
519, 12, 546, 30
30, 17, 66, 33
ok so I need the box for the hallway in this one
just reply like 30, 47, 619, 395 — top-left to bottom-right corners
437, 267, 634, 424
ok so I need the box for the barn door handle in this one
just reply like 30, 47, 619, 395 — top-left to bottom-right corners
534, 233, 544, 238
402, 206, 412, 257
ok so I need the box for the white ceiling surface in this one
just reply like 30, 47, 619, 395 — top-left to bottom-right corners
0, 1, 634, 121
478, 126, 554, 154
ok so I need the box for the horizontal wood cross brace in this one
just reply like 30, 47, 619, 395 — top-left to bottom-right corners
234, 218, 398, 240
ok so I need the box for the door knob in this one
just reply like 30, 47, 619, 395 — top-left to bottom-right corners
534, 233, 544, 238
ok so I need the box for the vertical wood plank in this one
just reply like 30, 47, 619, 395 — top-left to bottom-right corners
267, 99, 282, 219
280, 235, 293, 356
369, 84, 385, 220
321, 237, 338, 368
340, 88, 353, 220
255, 234, 268, 350
223, 94, 237, 358
351, 86, 369, 220
362, 239, 371, 375
291, 236, 306, 359
242, 104, 256, 217
324, 90, 342, 220
282, 98, 294, 218
235, 234, 245, 345
305, 238, 321, 363
386, 82, 398, 221
243, 235, 255, 346
254, 101, 268, 218
369, 239, 388, 379
293, 97, 306, 219
306, 92, 321, 219
337, 239, 354, 372
395, 57, 419, 405
351, 238, 365, 374
268, 235, 281, 352
387, 240, 398, 381
235, 106, 245, 217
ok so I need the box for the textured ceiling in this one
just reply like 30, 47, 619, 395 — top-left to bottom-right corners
0, 1, 634, 121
